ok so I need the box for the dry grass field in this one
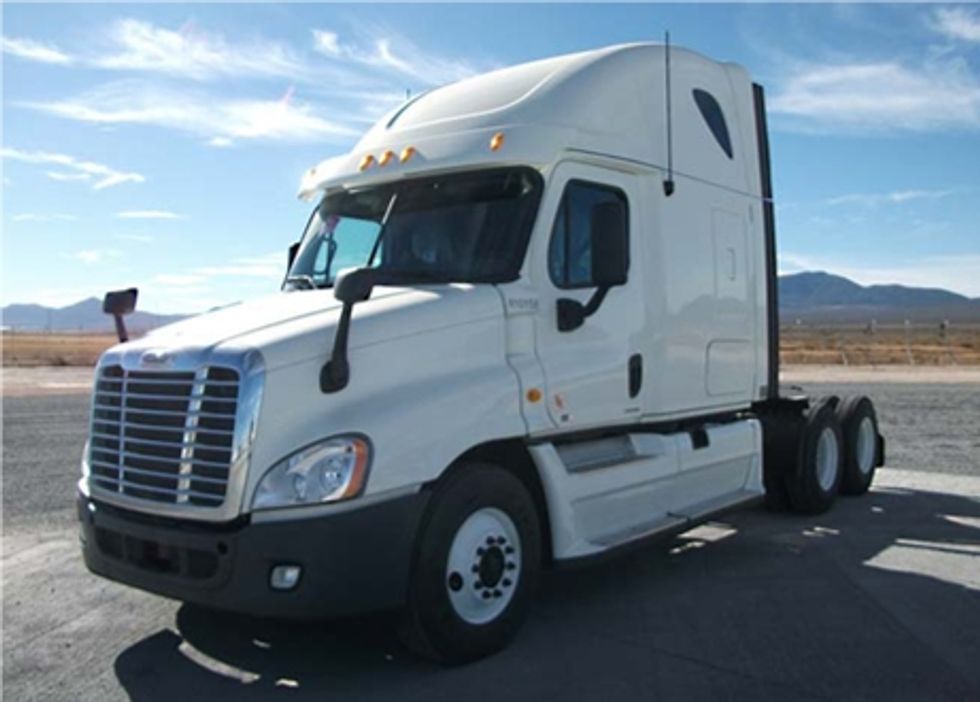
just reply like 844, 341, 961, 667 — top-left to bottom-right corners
2, 332, 118, 367
780, 323, 980, 366
3, 325, 980, 367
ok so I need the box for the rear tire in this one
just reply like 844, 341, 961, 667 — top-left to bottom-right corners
836, 396, 879, 496
399, 462, 541, 664
786, 399, 843, 514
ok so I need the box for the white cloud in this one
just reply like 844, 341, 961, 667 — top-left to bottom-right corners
311, 27, 482, 87
193, 251, 283, 280
932, 7, 980, 43
11, 213, 77, 222
71, 249, 122, 265
7, 23, 485, 146
770, 59, 980, 132
46, 171, 92, 183
779, 252, 980, 298
24, 81, 358, 143
1, 147, 144, 189
1, 36, 73, 64
825, 189, 954, 207
91, 19, 306, 81
116, 210, 182, 220
312, 29, 341, 57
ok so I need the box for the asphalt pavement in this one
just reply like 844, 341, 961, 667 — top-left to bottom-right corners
3, 383, 979, 701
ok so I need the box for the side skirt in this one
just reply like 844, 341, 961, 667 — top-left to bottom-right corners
553, 492, 763, 570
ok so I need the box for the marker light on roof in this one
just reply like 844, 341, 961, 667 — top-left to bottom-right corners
400, 146, 416, 163
489, 132, 505, 151
378, 149, 395, 166
358, 154, 375, 171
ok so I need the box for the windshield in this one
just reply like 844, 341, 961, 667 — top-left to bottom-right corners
285, 167, 542, 289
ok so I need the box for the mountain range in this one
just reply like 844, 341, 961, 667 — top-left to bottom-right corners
1, 298, 186, 333
2, 271, 978, 331
779, 271, 980, 323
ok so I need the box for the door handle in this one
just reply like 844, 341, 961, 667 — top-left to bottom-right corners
628, 354, 643, 398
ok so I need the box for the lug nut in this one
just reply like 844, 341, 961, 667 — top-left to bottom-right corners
503, 578, 512, 587
482, 591, 491, 600
486, 536, 495, 546
505, 546, 515, 555
448, 572, 463, 592
493, 590, 502, 598
506, 562, 516, 571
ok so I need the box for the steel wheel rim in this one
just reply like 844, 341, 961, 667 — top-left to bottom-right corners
445, 507, 522, 625
815, 426, 839, 492
856, 417, 876, 475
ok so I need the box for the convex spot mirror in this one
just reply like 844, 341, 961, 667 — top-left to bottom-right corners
103, 288, 138, 343
333, 267, 376, 304
103, 288, 138, 316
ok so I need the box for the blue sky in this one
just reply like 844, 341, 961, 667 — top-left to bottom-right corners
2, 3, 979, 313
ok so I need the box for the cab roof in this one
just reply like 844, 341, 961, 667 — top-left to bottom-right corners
300, 43, 759, 200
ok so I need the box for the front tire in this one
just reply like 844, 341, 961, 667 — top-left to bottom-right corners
399, 463, 541, 664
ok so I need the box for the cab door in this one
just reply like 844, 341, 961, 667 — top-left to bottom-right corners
531, 162, 647, 432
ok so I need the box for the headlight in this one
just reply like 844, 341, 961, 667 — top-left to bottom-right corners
252, 435, 370, 510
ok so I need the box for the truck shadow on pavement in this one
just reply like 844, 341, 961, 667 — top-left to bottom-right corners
114, 487, 980, 702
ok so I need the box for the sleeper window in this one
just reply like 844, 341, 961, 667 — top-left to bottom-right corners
548, 181, 629, 289
692, 89, 734, 159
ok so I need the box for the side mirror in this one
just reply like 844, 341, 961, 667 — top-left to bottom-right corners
103, 288, 138, 342
556, 201, 628, 333
287, 242, 300, 270
590, 201, 628, 287
333, 267, 376, 304
321, 268, 376, 393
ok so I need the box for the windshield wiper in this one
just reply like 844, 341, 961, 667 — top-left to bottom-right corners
285, 274, 317, 290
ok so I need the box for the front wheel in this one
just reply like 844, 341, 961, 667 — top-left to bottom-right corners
399, 463, 541, 664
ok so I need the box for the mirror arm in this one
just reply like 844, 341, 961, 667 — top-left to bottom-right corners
557, 286, 610, 333
320, 302, 353, 393
582, 286, 609, 317
112, 314, 129, 343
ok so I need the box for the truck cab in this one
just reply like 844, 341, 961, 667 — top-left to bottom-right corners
79, 43, 884, 663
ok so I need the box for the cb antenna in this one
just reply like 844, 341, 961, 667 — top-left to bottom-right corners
663, 31, 675, 197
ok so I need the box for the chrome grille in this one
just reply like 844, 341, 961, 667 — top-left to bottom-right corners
88, 365, 240, 507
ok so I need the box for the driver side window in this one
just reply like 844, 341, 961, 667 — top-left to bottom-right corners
548, 181, 629, 289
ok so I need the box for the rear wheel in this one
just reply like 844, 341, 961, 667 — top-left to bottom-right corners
399, 463, 541, 664
836, 396, 880, 496
786, 400, 843, 514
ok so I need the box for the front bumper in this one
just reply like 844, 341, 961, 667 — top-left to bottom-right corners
78, 491, 429, 619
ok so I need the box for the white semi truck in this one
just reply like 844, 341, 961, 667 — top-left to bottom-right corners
79, 42, 884, 663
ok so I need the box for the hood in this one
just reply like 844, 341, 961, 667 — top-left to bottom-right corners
118, 284, 504, 371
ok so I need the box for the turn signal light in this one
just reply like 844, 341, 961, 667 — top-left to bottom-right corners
489, 132, 505, 151
400, 145, 416, 163
358, 154, 375, 171
378, 149, 395, 166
